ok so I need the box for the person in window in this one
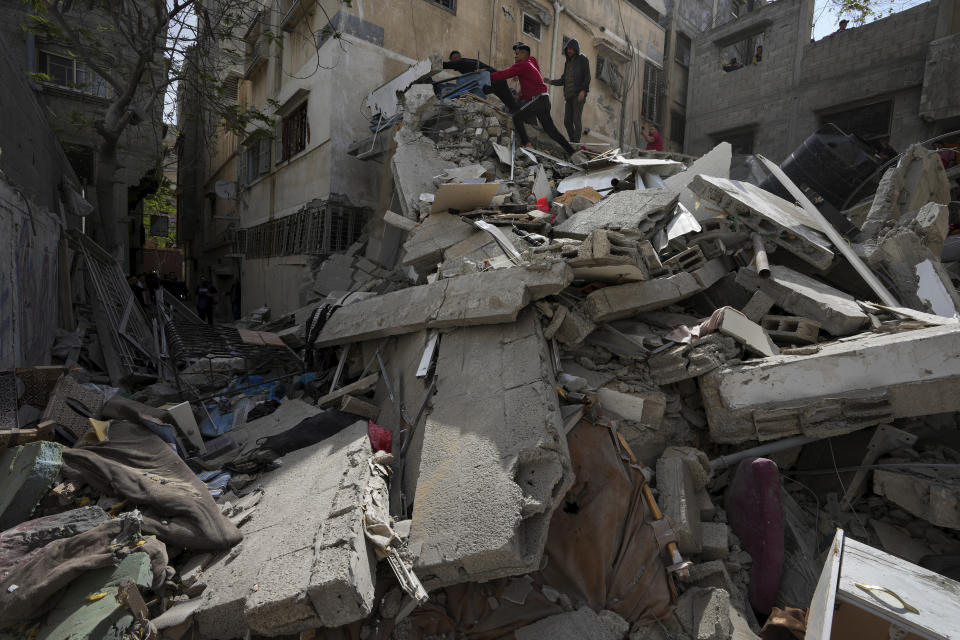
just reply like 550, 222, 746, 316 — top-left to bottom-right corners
642, 124, 663, 151
489, 42, 577, 159
752, 45, 763, 64
722, 57, 743, 72
444, 50, 517, 112
546, 38, 590, 143
195, 275, 218, 325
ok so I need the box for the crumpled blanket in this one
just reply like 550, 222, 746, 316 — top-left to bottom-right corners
61, 421, 242, 550
0, 511, 167, 627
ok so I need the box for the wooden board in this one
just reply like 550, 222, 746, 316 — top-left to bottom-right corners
430, 183, 499, 214
836, 536, 960, 639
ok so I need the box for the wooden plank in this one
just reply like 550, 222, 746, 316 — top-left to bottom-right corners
316, 373, 379, 408
805, 528, 844, 640
836, 535, 960, 639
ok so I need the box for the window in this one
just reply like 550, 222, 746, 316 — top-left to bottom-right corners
281, 102, 309, 161
641, 61, 665, 125
819, 101, 893, 141
596, 56, 623, 97
37, 51, 109, 97
424, 0, 456, 12
242, 136, 271, 185
522, 13, 542, 40
675, 33, 692, 67
711, 128, 755, 154
222, 75, 240, 104
720, 32, 763, 71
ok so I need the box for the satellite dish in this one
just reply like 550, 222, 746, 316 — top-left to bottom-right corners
215, 180, 237, 199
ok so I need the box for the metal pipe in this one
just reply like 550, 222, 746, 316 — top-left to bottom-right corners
709, 435, 819, 471
751, 233, 770, 279
549, 2, 565, 85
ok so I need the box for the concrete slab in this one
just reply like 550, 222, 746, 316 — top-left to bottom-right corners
735, 265, 868, 337
717, 308, 779, 357
0, 441, 62, 530
391, 135, 450, 219
689, 176, 835, 271
554, 189, 679, 240
664, 143, 732, 221
873, 470, 960, 531
584, 272, 703, 322
700, 324, 960, 443
315, 262, 573, 347
408, 309, 573, 588
657, 454, 705, 554
515, 608, 617, 640
740, 290, 775, 322
195, 421, 379, 637
401, 212, 477, 272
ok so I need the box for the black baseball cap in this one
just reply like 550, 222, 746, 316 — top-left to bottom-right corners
512, 42, 531, 53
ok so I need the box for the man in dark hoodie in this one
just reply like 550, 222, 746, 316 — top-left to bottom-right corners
548, 38, 590, 143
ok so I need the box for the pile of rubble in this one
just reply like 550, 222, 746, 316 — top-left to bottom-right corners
3, 72, 960, 640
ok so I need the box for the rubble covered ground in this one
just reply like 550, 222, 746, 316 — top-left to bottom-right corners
3, 68, 960, 640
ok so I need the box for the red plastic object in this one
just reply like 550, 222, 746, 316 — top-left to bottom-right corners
367, 420, 393, 453
537, 197, 550, 213
725, 457, 784, 615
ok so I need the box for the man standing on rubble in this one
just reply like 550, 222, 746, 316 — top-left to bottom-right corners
444, 51, 517, 112
195, 275, 218, 325
488, 43, 577, 159
547, 39, 590, 143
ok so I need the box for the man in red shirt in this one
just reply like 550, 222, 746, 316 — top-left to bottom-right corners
642, 124, 663, 151
489, 42, 576, 158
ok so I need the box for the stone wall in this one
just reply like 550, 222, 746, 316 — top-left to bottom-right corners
685, 0, 945, 161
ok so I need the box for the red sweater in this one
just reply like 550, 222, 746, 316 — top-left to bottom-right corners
490, 56, 547, 103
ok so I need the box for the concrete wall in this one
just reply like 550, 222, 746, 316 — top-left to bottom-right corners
685, 0, 950, 162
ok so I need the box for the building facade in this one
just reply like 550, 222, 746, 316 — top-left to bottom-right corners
684, 0, 960, 164
182, 0, 678, 318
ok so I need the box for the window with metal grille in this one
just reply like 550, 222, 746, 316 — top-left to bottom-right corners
522, 14, 542, 41
281, 102, 308, 161
641, 61, 665, 125
243, 137, 271, 185
234, 202, 367, 259
424, 0, 455, 13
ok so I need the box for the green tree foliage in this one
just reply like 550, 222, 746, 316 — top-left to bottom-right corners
143, 180, 177, 248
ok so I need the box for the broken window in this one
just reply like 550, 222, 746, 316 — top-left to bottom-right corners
711, 127, 755, 154
641, 61, 665, 125
423, 0, 456, 13
596, 56, 624, 97
522, 13, 542, 41
720, 32, 764, 71
818, 101, 892, 142
37, 50, 109, 98
675, 33, 692, 67
281, 102, 309, 161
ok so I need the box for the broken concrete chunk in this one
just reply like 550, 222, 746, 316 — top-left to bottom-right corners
664, 143, 732, 219
700, 522, 730, 561
553, 305, 597, 346
401, 211, 477, 271
515, 608, 618, 640
689, 175, 835, 271
761, 315, 820, 345
315, 262, 573, 347
383, 210, 418, 232
340, 395, 381, 420
554, 189, 679, 240
873, 469, 960, 531
865, 229, 960, 316
674, 587, 734, 640
0, 441, 63, 530
648, 334, 738, 385
701, 324, 960, 443
716, 308, 779, 357
736, 265, 868, 336
741, 290, 775, 323
195, 421, 379, 637
392, 134, 450, 219
657, 454, 706, 554
567, 230, 649, 284
409, 309, 572, 588
585, 272, 702, 323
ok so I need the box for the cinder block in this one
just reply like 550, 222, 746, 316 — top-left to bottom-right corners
761, 314, 820, 345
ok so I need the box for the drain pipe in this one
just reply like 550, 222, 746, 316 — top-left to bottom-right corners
550, 2, 564, 83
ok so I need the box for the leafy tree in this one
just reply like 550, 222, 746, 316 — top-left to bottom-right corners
143, 179, 177, 248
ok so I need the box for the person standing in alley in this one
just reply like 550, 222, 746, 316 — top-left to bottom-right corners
488, 42, 577, 159
548, 38, 590, 143
196, 275, 218, 325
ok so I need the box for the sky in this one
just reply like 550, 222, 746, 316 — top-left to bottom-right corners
810, 0, 929, 39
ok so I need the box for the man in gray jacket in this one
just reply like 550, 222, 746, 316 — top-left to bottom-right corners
548, 38, 590, 143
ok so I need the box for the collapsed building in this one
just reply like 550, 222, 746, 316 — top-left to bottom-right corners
3, 34, 960, 640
